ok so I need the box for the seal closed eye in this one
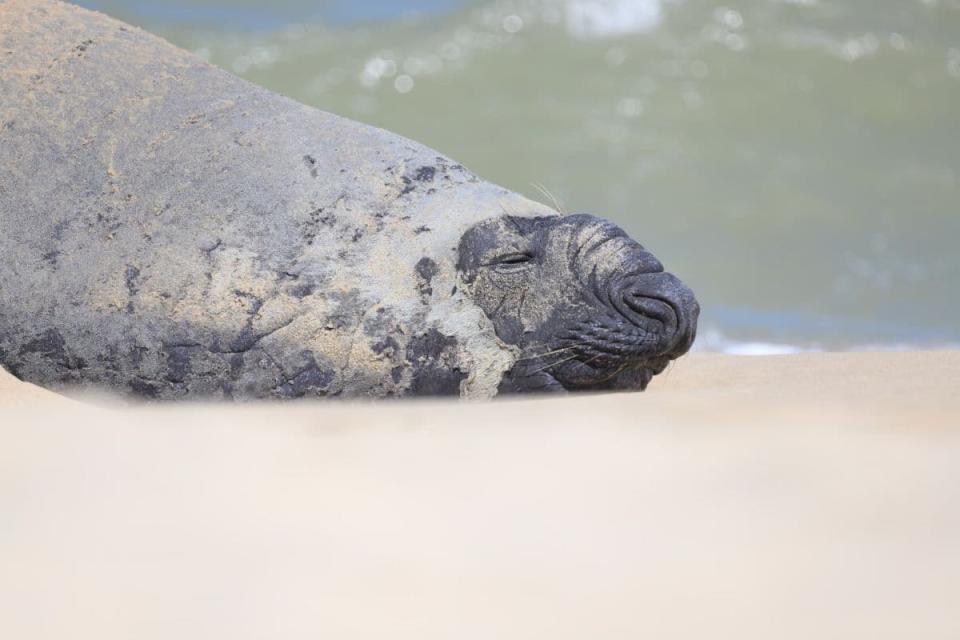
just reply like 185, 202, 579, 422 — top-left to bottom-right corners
488, 253, 535, 267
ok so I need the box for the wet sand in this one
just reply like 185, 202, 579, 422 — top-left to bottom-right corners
2, 351, 959, 639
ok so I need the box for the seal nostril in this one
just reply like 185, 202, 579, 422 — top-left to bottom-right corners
622, 292, 677, 329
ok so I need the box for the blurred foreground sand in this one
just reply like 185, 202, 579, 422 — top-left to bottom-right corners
2, 352, 959, 639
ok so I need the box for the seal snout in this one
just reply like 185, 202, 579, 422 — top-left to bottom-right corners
614, 272, 699, 359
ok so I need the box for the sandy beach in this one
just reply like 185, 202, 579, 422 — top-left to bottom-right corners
2, 351, 959, 639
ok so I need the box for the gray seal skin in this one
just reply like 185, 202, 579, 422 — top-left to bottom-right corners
0, 0, 699, 400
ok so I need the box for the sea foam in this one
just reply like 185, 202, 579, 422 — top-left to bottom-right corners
564, 0, 663, 39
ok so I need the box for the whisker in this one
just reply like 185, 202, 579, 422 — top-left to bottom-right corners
526, 353, 582, 376
579, 353, 604, 370
531, 181, 566, 215
514, 341, 590, 362
598, 362, 629, 383
519, 346, 576, 361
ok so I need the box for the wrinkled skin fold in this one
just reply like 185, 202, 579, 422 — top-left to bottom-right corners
459, 214, 699, 393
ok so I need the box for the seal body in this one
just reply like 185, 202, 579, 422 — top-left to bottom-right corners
0, 0, 698, 399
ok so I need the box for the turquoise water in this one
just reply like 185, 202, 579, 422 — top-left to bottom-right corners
79, 0, 960, 353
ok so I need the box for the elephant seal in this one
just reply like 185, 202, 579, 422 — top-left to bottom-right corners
0, 0, 698, 400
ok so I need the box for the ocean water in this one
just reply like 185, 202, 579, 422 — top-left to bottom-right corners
78, 0, 960, 353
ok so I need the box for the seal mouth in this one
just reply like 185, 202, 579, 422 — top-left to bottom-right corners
557, 349, 672, 391
523, 354, 670, 392
510, 314, 677, 392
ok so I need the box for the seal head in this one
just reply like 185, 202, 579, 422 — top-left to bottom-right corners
458, 214, 699, 393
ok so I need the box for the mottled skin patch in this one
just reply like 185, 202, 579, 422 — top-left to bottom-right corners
275, 352, 335, 399
405, 328, 466, 396
415, 257, 439, 299
0, 1, 697, 400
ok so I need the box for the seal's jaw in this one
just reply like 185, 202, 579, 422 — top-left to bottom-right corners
497, 355, 670, 394
457, 213, 699, 395
500, 331, 678, 394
